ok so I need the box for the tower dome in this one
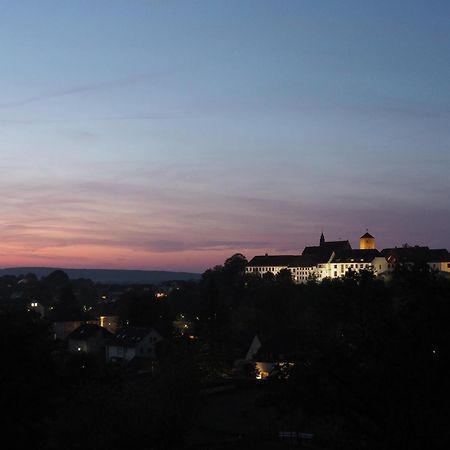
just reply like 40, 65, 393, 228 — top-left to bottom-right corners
360, 230, 375, 250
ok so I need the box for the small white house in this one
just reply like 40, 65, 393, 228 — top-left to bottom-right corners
106, 326, 163, 364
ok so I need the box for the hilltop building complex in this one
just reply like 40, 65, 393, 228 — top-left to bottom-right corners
246, 231, 450, 283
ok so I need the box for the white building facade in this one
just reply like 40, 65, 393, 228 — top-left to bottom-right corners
106, 327, 163, 364
246, 231, 449, 283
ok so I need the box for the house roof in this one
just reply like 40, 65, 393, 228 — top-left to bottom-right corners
68, 323, 112, 341
381, 247, 450, 263
302, 240, 352, 262
289, 255, 321, 268
108, 326, 160, 348
331, 249, 382, 264
360, 232, 374, 239
247, 255, 298, 267
247, 254, 320, 268
427, 249, 450, 262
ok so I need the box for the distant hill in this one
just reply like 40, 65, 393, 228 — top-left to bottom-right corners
0, 267, 201, 284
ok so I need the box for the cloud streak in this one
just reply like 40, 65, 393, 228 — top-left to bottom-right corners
0, 74, 159, 109
1, 157, 448, 271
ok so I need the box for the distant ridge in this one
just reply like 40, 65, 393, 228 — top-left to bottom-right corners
0, 267, 201, 284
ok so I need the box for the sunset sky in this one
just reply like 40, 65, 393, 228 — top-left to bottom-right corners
1, 1, 449, 272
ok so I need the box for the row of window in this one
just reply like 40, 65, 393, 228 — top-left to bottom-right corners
334, 263, 371, 269
247, 267, 283, 273
247, 266, 315, 273
294, 276, 310, 281
248, 261, 450, 279
291, 267, 314, 273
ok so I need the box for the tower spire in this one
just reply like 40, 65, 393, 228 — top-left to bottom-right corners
320, 230, 325, 247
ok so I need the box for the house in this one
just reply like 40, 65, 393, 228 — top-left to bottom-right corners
246, 255, 303, 278
105, 326, 163, 364
245, 232, 356, 283
67, 323, 112, 356
27, 301, 46, 317
318, 249, 388, 280
246, 231, 389, 283
246, 331, 301, 380
381, 246, 450, 274
92, 302, 120, 333
246, 254, 320, 284
48, 311, 98, 341
99, 315, 120, 334
302, 233, 352, 261
246, 231, 450, 284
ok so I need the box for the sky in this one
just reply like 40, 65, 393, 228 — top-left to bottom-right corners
0, 0, 449, 272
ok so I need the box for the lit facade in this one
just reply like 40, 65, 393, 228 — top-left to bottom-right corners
246, 231, 450, 283
359, 231, 376, 250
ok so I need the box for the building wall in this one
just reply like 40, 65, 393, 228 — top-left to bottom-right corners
245, 266, 287, 276
247, 259, 390, 282
430, 261, 450, 273
246, 265, 317, 284
372, 257, 389, 274
68, 339, 88, 353
107, 345, 136, 362
135, 330, 162, 359
255, 362, 275, 379
68, 335, 109, 356
384, 260, 450, 274
54, 321, 82, 341
53, 319, 98, 341
360, 238, 375, 250
289, 266, 317, 283
100, 315, 119, 333
106, 330, 163, 363
245, 335, 262, 361
314, 257, 388, 281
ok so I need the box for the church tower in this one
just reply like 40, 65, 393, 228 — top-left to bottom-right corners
360, 230, 375, 250
320, 231, 325, 247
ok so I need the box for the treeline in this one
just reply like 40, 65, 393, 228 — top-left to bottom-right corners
167, 254, 450, 448
1, 306, 199, 450
1, 255, 449, 448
